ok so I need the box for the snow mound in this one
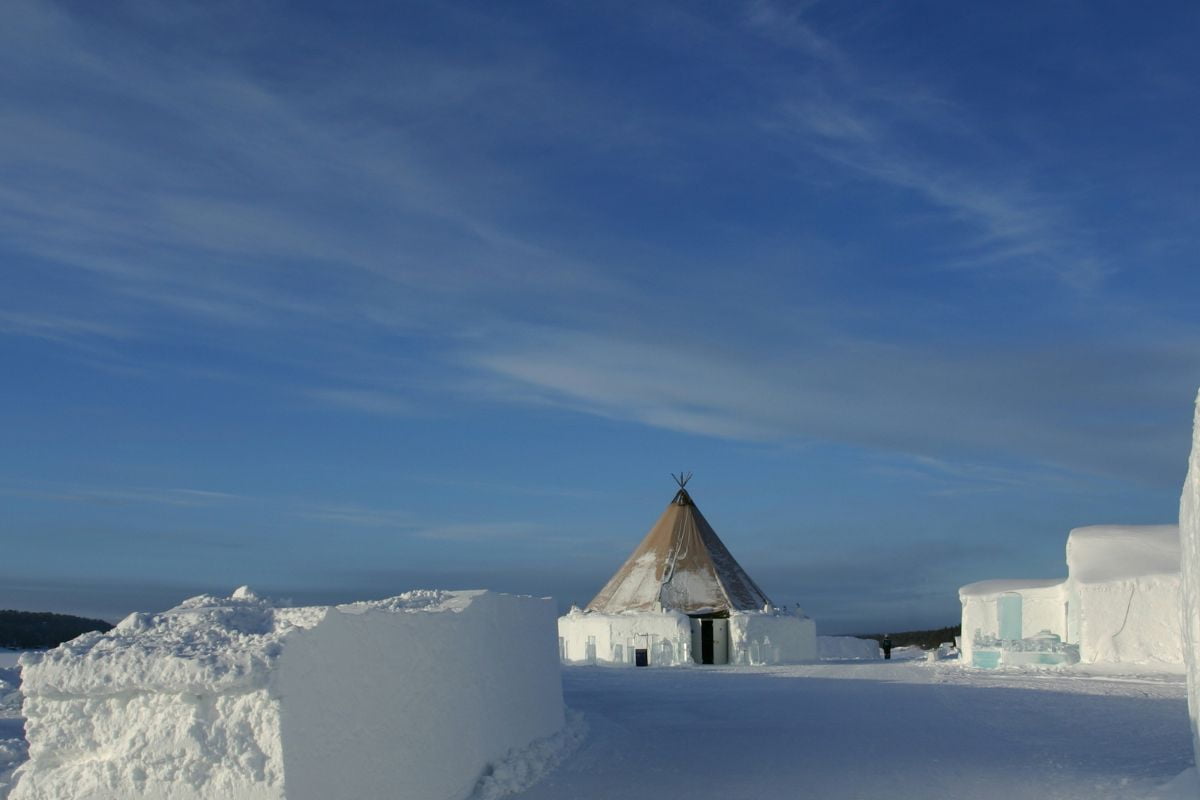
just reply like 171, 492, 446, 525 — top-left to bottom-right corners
1067, 525, 1180, 584
19, 586, 326, 696
12, 588, 564, 800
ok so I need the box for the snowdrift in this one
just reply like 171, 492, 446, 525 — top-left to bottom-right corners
12, 588, 564, 800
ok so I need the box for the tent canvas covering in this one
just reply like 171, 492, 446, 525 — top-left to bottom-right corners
587, 487, 771, 615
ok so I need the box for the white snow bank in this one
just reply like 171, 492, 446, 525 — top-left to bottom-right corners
1066, 524, 1180, 583
12, 588, 564, 800
818, 636, 881, 660
1179, 388, 1200, 776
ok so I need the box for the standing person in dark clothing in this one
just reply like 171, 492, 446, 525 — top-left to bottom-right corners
881, 635, 893, 660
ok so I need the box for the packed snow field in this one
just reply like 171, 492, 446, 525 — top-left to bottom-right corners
2, 646, 1194, 799
519, 656, 1192, 800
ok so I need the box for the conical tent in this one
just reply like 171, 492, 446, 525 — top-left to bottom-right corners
587, 484, 772, 615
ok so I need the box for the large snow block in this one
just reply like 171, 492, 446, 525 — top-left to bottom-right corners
1180, 389, 1200, 773
12, 588, 564, 800
728, 611, 817, 665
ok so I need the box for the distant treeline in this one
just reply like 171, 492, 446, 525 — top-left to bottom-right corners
857, 625, 961, 651
0, 610, 114, 650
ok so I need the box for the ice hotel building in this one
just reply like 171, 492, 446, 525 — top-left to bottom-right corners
558, 475, 817, 666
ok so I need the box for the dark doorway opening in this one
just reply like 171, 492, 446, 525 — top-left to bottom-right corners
635, 648, 649, 667
701, 620, 714, 664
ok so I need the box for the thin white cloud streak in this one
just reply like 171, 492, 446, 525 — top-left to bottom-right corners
0, 483, 242, 507
307, 388, 415, 417
745, 1, 1112, 290
411, 522, 544, 543
0, 311, 133, 343
0, 0, 619, 337
2, 0, 1192, 490
298, 505, 415, 528
296, 504, 559, 545
467, 326, 1200, 486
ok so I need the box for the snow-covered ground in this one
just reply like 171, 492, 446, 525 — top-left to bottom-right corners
2, 648, 1195, 799
518, 659, 1192, 800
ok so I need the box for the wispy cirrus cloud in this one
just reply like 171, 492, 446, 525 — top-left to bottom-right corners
1, 483, 242, 507
298, 505, 415, 528
0, 0, 619, 343
744, 0, 1112, 290
0, 310, 133, 343
306, 388, 416, 417
468, 325, 1200, 486
297, 505, 551, 544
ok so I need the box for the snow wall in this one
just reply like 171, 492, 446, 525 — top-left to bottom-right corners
558, 610, 692, 666
12, 588, 564, 800
817, 636, 881, 660
558, 608, 816, 666
1179, 388, 1200, 772
1067, 525, 1182, 665
728, 611, 817, 665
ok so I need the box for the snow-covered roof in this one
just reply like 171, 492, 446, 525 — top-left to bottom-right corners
958, 578, 1065, 598
587, 487, 771, 615
1065, 524, 1180, 584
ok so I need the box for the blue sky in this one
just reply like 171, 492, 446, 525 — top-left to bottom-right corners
2, 0, 1198, 632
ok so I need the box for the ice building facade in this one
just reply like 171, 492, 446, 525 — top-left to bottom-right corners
959, 524, 1182, 669
559, 477, 817, 667
13, 588, 564, 800
1178, 389, 1200, 769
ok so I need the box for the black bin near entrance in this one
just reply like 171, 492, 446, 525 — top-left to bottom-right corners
635, 648, 649, 667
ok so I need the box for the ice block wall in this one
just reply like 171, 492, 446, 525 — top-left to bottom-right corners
1179, 390, 1200, 774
